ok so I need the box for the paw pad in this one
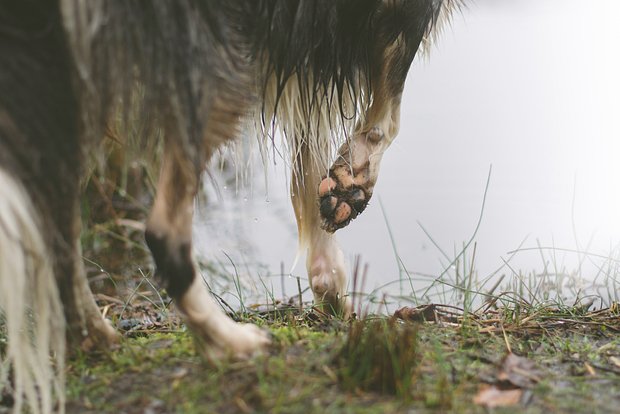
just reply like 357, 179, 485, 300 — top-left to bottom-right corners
318, 181, 369, 232
317, 127, 385, 232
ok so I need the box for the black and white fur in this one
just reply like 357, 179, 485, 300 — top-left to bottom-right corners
0, 1, 462, 412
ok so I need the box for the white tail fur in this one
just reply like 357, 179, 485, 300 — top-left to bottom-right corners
0, 169, 65, 414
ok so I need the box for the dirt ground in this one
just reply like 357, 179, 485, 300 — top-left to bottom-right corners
64, 298, 620, 414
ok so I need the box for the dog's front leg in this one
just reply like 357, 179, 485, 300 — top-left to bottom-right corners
318, 103, 401, 233
319, 35, 418, 233
291, 146, 351, 317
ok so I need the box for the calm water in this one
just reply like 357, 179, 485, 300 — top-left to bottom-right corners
194, 0, 620, 308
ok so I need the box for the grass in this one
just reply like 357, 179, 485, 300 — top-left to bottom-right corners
64, 302, 620, 414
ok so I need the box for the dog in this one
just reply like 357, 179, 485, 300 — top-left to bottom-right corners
0, 0, 461, 412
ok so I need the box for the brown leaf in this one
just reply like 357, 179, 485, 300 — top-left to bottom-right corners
610, 356, 620, 368
496, 353, 540, 388
474, 385, 523, 408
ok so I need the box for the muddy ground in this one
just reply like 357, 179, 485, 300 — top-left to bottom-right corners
64, 294, 620, 414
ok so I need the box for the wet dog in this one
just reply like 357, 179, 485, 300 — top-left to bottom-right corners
0, 1, 461, 412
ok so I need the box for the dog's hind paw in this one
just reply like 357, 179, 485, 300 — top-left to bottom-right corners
225, 323, 272, 359
318, 127, 385, 232
197, 321, 272, 361
179, 278, 271, 361
75, 316, 120, 352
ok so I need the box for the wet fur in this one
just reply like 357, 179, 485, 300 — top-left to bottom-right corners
0, 0, 462, 412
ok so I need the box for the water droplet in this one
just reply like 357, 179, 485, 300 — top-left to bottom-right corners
223, 185, 228, 190
265, 198, 270, 203
243, 197, 248, 202
331, 269, 336, 274
254, 218, 258, 222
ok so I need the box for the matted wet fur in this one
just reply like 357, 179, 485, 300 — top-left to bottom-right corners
0, 0, 463, 412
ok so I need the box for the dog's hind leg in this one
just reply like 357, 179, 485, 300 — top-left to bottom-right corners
60, 212, 120, 352
33, 186, 119, 353
291, 145, 351, 317
318, 40, 417, 233
145, 128, 270, 360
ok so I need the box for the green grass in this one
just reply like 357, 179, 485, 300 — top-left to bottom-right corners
65, 304, 620, 414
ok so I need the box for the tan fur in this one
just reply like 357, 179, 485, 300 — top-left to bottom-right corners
291, 147, 350, 315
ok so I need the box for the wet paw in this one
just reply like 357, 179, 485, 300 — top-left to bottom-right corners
318, 127, 383, 232
318, 184, 369, 232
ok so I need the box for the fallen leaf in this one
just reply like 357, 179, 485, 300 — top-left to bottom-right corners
474, 353, 540, 408
584, 362, 596, 377
497, 353, 540, 388
610, 356, 620, 368
474, 385, 522, 408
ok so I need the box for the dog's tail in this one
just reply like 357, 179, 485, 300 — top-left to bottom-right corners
0, 168, 65, 414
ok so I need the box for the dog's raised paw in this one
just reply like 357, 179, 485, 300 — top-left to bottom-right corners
318, 127, 385, 232
318, 185, 369, 232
